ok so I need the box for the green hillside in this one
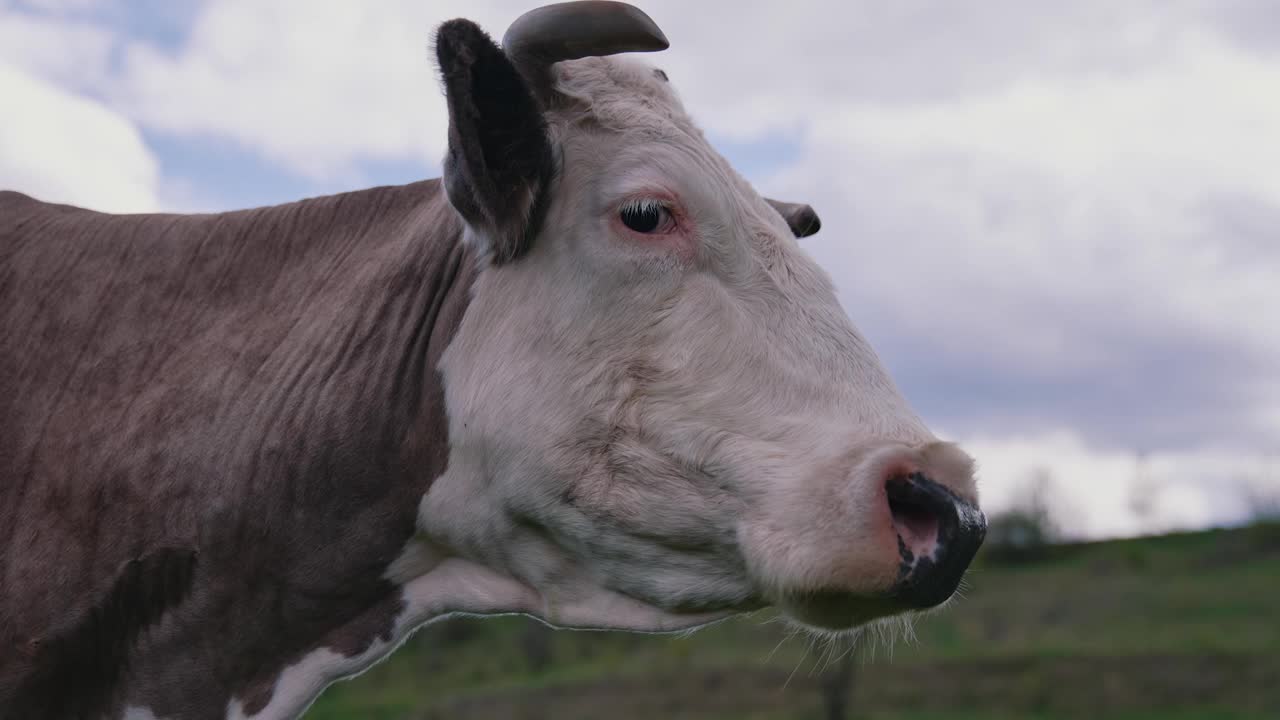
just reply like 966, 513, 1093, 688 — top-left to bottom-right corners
307, 523, 1280, 719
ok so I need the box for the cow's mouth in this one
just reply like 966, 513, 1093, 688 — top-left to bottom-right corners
778, 590, 905, 630
772, 473, 987, 631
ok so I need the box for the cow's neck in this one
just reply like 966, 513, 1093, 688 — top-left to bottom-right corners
185, 180, 484, 718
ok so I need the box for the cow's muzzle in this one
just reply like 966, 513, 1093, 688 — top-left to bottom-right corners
885, 472, 987, 608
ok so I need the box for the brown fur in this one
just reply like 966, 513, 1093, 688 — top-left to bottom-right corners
0, 181, 476, 718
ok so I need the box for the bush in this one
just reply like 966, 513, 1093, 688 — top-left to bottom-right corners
982, 467, 1061, 564
983, 508, 1058, 564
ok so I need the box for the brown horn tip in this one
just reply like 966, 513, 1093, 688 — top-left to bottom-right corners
502, 1, 669, 85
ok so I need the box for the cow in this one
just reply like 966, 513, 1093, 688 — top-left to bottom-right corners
0, 2, 986, 719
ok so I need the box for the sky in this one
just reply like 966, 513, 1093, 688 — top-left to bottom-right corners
2, 0, 1277, 538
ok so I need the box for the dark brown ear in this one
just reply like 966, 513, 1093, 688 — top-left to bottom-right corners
436, 19, 554, 264
766, 198, 822, 238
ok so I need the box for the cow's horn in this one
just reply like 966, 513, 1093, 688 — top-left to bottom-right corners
503, 1, 669, 91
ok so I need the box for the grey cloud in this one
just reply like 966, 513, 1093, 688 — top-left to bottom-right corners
1195, 190, 1280, 267
1206, 0, 1280, 55
872, 311, 1274, 453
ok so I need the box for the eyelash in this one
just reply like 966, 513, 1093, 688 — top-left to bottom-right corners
619, 197, 668, 216
618, 197, 677, 235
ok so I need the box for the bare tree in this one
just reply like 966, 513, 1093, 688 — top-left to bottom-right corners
1128, 449, 1157, 532
1242, 461, 1280, 524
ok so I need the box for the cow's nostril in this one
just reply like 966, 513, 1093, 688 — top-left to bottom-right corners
887, 483, 941, 555
885, 472, 987, 609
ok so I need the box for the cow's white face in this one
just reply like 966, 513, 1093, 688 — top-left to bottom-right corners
420, 14, 984, 636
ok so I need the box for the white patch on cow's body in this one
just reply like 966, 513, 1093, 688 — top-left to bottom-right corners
223, 535, 732, 720
226, 547, 543, 720
225, 648, 350, 720
223, 537, 733, 720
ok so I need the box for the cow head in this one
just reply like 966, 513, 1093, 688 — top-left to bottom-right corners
418, 1, 985, 635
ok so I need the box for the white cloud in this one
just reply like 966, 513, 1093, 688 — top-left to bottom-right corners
647, 2, 1221, 138
805, 31, 1280, 205
0, 4, 114, 88
0, 61, 159, 212
962, 429, 1276, 539
112, 0, 523, 181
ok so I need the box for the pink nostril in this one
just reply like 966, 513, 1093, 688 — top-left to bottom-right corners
888, 491, 941, 555
886, 474, 946, 560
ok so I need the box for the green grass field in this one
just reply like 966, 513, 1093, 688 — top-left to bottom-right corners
307, 522, 1280, 719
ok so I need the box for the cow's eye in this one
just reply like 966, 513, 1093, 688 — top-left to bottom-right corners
619, 200, 672, 234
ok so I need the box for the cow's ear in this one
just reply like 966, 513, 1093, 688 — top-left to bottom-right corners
436, 19, 554, 264
765, 198, 822, 238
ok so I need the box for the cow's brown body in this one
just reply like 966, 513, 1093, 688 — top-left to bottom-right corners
0, 181, 475, 718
